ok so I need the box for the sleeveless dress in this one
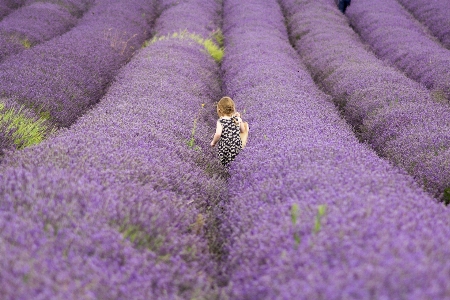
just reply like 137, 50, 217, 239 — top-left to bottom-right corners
218, 117, 242, 166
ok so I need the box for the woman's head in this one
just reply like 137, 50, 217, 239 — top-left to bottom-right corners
217, 96, 235, 117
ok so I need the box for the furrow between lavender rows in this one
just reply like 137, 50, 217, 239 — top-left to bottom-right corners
0, 0, 227, 298
218, 0, 450, 298
345, 0, 450, 101
0, 0, 94, 62
395, 0, 450, 50
0, 0, 157, 157
280, 0, 450, 201
0, 0, 24, 21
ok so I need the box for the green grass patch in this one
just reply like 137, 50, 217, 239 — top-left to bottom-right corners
0, 103, 52, 149
443, 187, 450, 205
212, 28, 224, 48
186, 103, 205, 151
147, 29, 224, 63
313, 205, 327, 233
119, 222, 165, 252
290, 203, 301, 246
21, 38, 32, 49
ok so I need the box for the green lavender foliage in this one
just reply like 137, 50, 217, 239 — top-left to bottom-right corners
147, 30, 224, 62
0, 103, 52, 149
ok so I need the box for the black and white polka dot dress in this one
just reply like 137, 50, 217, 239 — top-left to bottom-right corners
218, 117, 242, 166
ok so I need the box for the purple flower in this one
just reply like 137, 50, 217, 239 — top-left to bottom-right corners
219, 0, 450, 298
395, 0, 450, 50
0, 1, 91, 62
0, 0, 225, 298
281, 0, 450, 199
0, 0, 156, 153
346, 0, 450, 100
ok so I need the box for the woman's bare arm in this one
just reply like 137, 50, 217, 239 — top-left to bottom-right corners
211, 120, 222, 147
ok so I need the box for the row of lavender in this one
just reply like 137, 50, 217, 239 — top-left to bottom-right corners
1, 0, 449, 297
0, 0, 86, 19
218, 0, 450, 298
0, 0, 93, 62
396, 0, 450, 50
345, 0, 450, 100
0, 0, 228, 298
281, 0, 450, 201
0, 0, 156, 156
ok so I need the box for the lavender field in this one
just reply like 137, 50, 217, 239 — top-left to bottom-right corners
1, 0, 450, 299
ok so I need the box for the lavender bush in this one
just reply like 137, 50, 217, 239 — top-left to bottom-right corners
2, 0, 450, 298
219, 0, 450, 298
24, 0, 92, 17
0, 0, 94, 62
0, 0, 227, 298
0, 0, 25, 7
0, 0, 25, 20
0, 3, 11, 20
156, 0, 221, 37
280, 0, 450, 200
0, 0, 156, 155
345, 0, 450, 100
0, 0, 155, 127
396, 0, 450, 50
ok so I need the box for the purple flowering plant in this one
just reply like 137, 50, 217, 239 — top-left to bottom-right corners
395, 0, 450, 50
0, 0, 156, 155
0, 0, 228, 298
0, 1, 92, 62
24, 0, 93, 17
345, 0, 450, 101
2, 0, 450, 299
0, 0, 25, 20
280, 0, 450, 200
217, 0, 450, 298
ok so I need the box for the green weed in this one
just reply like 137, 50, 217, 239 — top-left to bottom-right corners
120, 223, 165, 252
290, 203, 299, 225
186, 103, 205, 151
313, 204, 327, 233
21, 38, 31, 49
212, 28, 224, 47
443, 188, 450, 205
0, 103, 52, 149
147, 29, 224, 63
290, 203, 301, 245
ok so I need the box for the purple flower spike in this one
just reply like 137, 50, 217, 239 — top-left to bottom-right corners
0, 0, 25, 20
346, 0, 450, 100
395, 0, 450, 50
1, 0, 226, 298
281, 0, 450, 199
219, 0, 450, 298
0, 0, 155, 128
0, 2, 84, 62
0, 3, 11, 20
24, 0, 93, 17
